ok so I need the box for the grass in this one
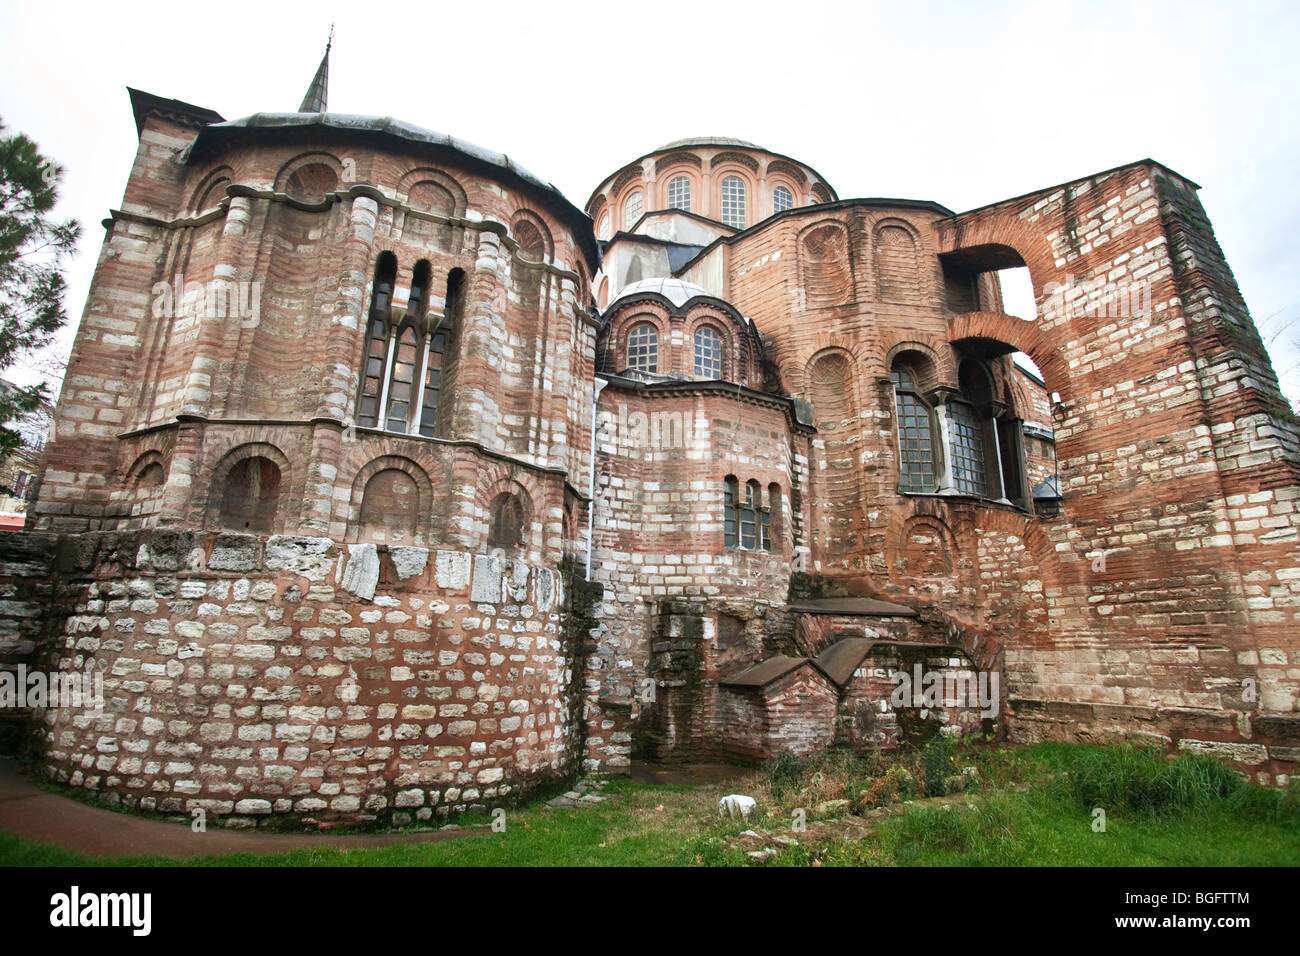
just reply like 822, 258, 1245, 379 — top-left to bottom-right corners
1, 743, 1297, 866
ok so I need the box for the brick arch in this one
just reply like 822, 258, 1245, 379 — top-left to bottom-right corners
274, 152, 344, 203
710, 151, 761, 174
947, 311, 1072, 400
475, 465, 544, 555
798, 219, 855, 309
766, 158, 808, 185
873, 217, 925, 305
204, 442, 292, 534
347, 455, 434, 544
396, 167, 467, 216
885, 338, 955, 392
509, 209, 553, 263
782, 333, 875, 397
896, 514, 958, 577
609, 163, 646, 199
124, 449, 167, 486
187, 165, 235, 214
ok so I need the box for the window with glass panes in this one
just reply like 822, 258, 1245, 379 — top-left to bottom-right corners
724, 477, 738, 548
627, 323, 658, 373
773, 185, 793, 213
384, 323, 419, 432
948, 401, 988, 496
892, 368, 938, 492
740, 481, 758, 549
667, 176, 691, 212
417, 327, 446, 437
624, 191, 643, 229
694, 326, 722, 379
720, 176, 746, 228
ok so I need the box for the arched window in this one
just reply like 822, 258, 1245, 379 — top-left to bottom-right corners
693, 326, 723, 379
720, 176, 746, 229
773, 185, 793, 214
723, 476, 739, 549
892, 365, 939, 493
627, 323, 658, 373
766, 482, 781, 550
356, 256, 461, 438
624, 191, 643, 230
598, 214, 610, 240
488, 493, 526, 549
667, 176, 691, 212
948, 361, 997, 497
357, 253, 397, 428
384, 321, 419, 432
418, 269, 462, 438
740, 480, 759, 549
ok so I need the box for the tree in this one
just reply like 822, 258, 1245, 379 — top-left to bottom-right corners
0, 117, 80, 469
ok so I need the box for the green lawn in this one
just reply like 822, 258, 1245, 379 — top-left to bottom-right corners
2, 744, 1297, 866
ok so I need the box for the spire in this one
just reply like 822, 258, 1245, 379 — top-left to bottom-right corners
297, 26, 332, 113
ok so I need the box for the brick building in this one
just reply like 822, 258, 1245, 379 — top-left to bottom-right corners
3, 50, 1298, 825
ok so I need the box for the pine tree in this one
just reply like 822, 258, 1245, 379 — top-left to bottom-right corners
0, 118, 80, 468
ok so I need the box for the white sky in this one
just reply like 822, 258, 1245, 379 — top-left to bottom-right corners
2, 0, 1297, 407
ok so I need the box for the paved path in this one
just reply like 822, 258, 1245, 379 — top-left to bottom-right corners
0, 757, 481, 860
0, 757, 750, 861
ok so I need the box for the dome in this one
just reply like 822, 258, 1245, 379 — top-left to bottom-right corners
654, 135, 762, 152
610, 277, 714, 308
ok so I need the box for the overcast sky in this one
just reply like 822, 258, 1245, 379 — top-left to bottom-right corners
2, 0, 1297, 407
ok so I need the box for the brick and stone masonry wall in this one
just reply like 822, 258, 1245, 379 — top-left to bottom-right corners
7, 529, 583, 828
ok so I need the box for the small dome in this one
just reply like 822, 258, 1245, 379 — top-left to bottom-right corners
654, 136, 762, 152
610, 277, 713, 308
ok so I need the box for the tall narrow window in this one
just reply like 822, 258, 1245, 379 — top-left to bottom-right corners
384, 322, 419, 432
948, 400, 988, 496
598, 214, 610, 240
418, 269, 462, 438
357, 253, 397, 428
721, 176, 746, 229
740, 481, 758, 549
773, 185, 793, 213
667, 176, 691, 212
892, 366, 939, 493
758, 481, 771, 551
624, 191, 643, 230
693, 326, 722, 379
767, 483, 781, 550
627, 322, 658, 373
724, 476, 738, 549
949, 360, 1000, 498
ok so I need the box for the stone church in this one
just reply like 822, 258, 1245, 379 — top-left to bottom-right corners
3, 47, 1297, 825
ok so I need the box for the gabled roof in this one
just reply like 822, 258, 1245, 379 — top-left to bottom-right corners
127, 88, 225, 138
720, 656, 814, 688
815, 638, 876, 688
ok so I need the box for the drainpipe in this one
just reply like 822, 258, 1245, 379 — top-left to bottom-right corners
585, 376, 608, 581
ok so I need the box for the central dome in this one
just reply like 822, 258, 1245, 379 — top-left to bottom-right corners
654, 135, 762, 152
611, 277, 713, 308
